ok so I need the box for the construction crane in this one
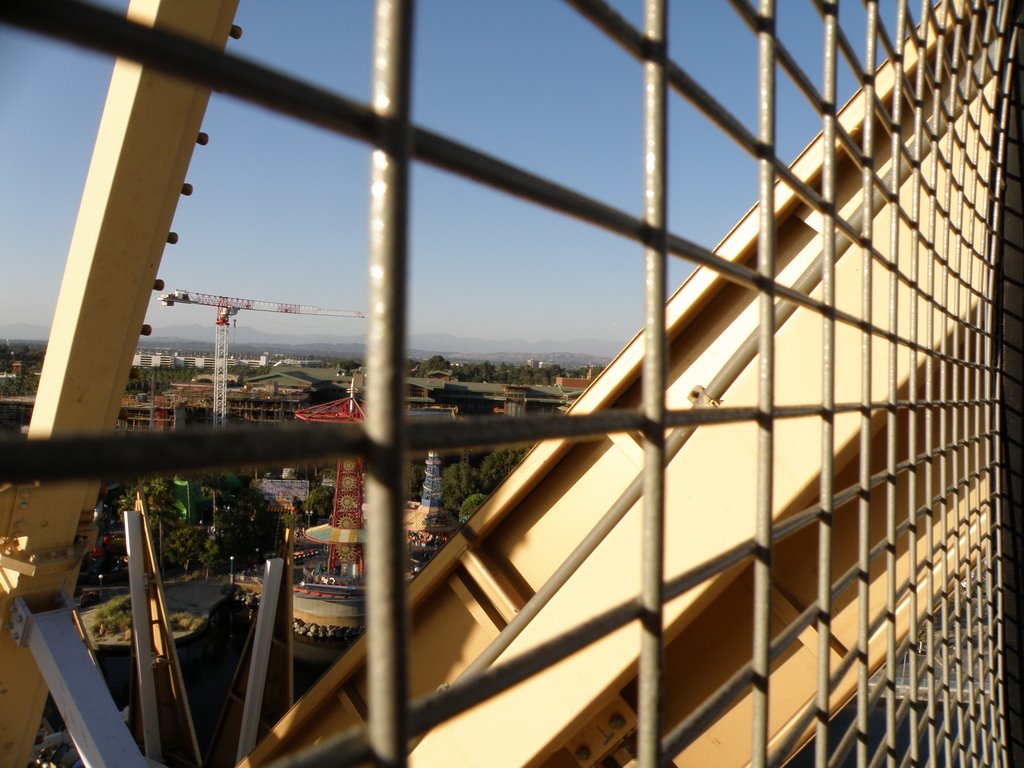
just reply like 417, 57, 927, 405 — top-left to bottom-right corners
158, 289, 364, 427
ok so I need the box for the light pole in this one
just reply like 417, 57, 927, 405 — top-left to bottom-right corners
98, 574, 104, 599
229, 555, 234, 585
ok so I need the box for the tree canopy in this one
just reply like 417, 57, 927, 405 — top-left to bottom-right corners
440, 444, 528, 515
459, 493, 488, 524
165, 525, 217, 573
409, 355, 603, 386
214, 485, 277, 565
440, 461, 481, 514
479, 445, 528, 491
304, 484, 334, 521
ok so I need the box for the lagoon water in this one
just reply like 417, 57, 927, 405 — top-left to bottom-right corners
96, 604, 331, 753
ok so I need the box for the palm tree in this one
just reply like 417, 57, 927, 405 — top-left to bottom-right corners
200, 477, 219, 522
120, 477, 179, 574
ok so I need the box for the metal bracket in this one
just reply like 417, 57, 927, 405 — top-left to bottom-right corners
688, 385, 721, 408
7, 592, 148, 767
568, 697, 637, 767
8, 593, 75, 647
0, 538, 89, 578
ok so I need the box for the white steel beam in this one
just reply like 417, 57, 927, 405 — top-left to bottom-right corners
9, 594, 147, 768
237, 557, 283, 763
125, 508, 162, 761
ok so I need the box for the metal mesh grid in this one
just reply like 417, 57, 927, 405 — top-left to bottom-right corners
0, 0, 1018, 766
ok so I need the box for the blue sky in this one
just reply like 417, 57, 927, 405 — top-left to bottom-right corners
0, 1, 900, 350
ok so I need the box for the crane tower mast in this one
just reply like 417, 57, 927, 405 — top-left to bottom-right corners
159, 289, 364, 427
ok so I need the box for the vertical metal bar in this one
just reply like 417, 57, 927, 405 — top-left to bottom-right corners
922, 4, 948, 763
970, 7, 1014, 766
885, 6, 908, 767
997, 17, 1015, 747
751, 2, 776, 766
939, 13, 965, 764
966, 13, 986, 762
933, 7, 955, 764
1004, 18, 1018, 758
816, 3, 839, 766
961, 8, 988, 761
979, 11, 1004, 761
637, 0, 667, 765
365, 0, 414, 765
948, 10, 970, 764
906, 4, 931, 763
980, 14, 1002, 763
967, 12, 989, 761
858, 5, 880, 767
988, 19, 1017, 764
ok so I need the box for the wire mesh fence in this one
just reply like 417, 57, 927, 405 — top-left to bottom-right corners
0, 0, 1019, 766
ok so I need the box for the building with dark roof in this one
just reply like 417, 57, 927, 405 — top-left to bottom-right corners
0, 367, 587, 435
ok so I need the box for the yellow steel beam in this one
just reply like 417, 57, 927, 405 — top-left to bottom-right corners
126, 497, 201, 768
0, 2, 237, 765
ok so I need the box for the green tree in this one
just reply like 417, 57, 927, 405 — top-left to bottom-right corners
459, 493, 487, 524
412, 355, 451, 377
279, 505, 300, 536
215, 502, 253, 564
323, 357, 363, 374
199, 537, 220, 580
120, 477, 182, 573
215, 485, 276, 565
0, 376, 38, 396
479, 445, 528, 494
199, 476, 222, 523
441, 461, 481, 513
304, 484, 334, 523
407, 462, 426, 500
124, 366, 196, 393
165, 525, 212, 573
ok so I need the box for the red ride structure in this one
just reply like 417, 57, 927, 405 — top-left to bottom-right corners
294, 396, 366, 575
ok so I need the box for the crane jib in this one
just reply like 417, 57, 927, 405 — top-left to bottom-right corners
156, 288, 364, 426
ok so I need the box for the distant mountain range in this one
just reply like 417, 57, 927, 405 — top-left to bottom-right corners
0, 323, 623, 365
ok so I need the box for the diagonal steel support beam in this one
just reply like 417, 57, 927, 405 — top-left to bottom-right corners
238, 557, 285, 762
125, 496, 201, 768
9, 593, 147, 768
0, 1, 238, 765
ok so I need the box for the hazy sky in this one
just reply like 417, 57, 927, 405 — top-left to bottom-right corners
0, 1, 896, 349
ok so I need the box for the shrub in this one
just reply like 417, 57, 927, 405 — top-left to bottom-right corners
169, 611, 204, 633
89, 594, 132, 640
459, 493, 488, 523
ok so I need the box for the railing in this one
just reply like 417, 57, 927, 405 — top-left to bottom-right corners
1, 1, 1021, 767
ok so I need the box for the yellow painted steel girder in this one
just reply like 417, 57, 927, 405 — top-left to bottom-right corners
0, 2, 237, 766
241, 8, 1002, 768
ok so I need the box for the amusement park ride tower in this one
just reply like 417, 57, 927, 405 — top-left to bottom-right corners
295, 398, 458, 577
294, 395, 367, 574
